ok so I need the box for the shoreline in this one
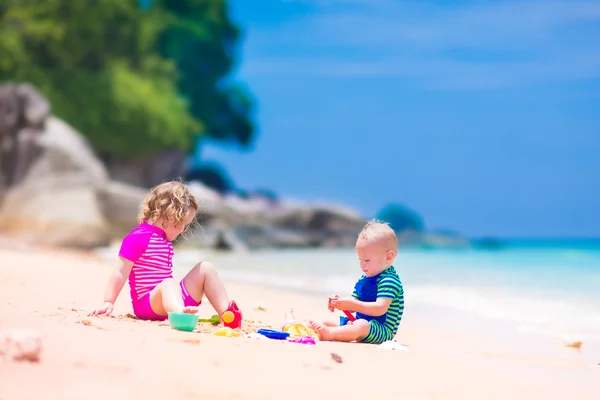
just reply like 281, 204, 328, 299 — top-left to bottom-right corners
95, 242, 600, 363
1, 245, 599, 399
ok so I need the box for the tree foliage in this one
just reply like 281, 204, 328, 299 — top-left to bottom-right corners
0, 0, 254, 158
376, 203, 424, 233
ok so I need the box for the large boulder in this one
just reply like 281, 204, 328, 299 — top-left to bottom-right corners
97, 180, 148, 239
0, 117, 111, 248
188, 196, 367, 250
104, 147, 189, 188
270, 202, 366, 246
0, 81, 370, 251
0, 82, 50, 196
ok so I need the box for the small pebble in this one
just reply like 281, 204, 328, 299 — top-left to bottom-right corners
0, 329, 42, 362
330, 352, 343, 364
564, 340, 583, 349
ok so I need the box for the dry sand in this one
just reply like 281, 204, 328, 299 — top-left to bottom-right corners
0, 243, 598, 400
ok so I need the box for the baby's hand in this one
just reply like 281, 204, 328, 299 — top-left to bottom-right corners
328, 295, 339, 312
88, 302, 114, 317
330, 296, 353, 311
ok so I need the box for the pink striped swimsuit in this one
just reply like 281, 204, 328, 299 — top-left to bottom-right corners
118, 222, 200, 320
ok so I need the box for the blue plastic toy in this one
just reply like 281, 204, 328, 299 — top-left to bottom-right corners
257, 329, 290, 340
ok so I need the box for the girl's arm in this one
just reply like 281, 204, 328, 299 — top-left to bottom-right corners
103, 257, 134, 304
89, 257, 134, 316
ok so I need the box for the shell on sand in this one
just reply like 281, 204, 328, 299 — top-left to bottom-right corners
564, 340, 583, 349
377, 340, 408, 351
0, 329, 42, 362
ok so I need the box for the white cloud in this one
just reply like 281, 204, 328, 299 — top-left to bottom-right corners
241, 0, 600, 90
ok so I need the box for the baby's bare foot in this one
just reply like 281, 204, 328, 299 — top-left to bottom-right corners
309, 320, 332, 341
182, 306, 199, 314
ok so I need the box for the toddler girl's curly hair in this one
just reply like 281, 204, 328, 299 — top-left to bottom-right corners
138, 181, 199, 228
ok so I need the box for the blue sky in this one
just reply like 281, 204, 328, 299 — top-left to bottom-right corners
199, 0, 600, 238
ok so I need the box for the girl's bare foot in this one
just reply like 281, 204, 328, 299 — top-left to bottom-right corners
182, 306, 199, 314
309, 320, 332, 341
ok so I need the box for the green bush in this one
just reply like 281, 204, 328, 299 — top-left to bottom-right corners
0, 0, 253, 159
376, 203, 424, 233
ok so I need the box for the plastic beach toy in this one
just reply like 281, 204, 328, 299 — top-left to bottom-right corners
198, 314, 221, 325
221, 300, 243, 329
342, 310, 356, 322
288, 335, 316, 345
213, 327, 239, 337
257, 329, 290, 340
168, 312, 199, 332
282, 323, 318, 340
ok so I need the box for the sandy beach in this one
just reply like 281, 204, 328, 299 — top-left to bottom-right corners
1, 243, 598, 400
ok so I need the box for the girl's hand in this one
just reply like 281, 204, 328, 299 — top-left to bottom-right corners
88, 302, 114, 317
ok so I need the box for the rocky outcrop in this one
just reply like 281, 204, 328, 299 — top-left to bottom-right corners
0, 82, 50, 197
0, 82, 367, 250
0, 116, 112, 248
97, 180, 147, 239
104, 148, 190, 189
0, 82, 138, 248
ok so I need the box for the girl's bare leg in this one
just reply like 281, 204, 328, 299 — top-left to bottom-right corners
182, 261, 230, 316
149, 278, 198, 316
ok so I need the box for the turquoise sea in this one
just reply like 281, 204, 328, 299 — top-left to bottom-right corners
172, 239, 600, 347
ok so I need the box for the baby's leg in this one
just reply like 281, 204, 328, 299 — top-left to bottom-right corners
148, 278, 197, 316
181, 261, 230, 316
309, 319, 370, 342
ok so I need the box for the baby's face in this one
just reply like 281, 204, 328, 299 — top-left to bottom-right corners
355, 240, 393, 277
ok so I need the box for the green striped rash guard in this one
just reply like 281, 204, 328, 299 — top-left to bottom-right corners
352, 265, 404, 336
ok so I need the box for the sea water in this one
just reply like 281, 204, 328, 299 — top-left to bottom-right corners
95, 238, 600, 356
172, 239, 600, 348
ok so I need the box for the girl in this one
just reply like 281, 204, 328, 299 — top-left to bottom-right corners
89, 180, 241, 325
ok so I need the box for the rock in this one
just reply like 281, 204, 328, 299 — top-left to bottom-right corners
0, 329, 42, 362
188, 180, 224, 218
105, 147, 189, 188
17, 83, 51, 128
223, 194, 271, 224
0, 82, 21, 133
0, 82, 49, 191
97, 180, 148, 238
564, 340, 583, 350
232, 225, 315, 249
181, 188, 367, 250
0, 82, 402, 251
269, 202, 365, 247
0, 116, 111, 248
214, 227, 248, 252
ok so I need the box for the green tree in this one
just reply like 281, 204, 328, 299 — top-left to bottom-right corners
376, 203, 424, 233
156, 0, 255, 147
0, 0, 254, 158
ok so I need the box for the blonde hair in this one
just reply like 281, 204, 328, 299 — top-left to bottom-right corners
357, 219, 398, 250
138, 181, 198, 228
